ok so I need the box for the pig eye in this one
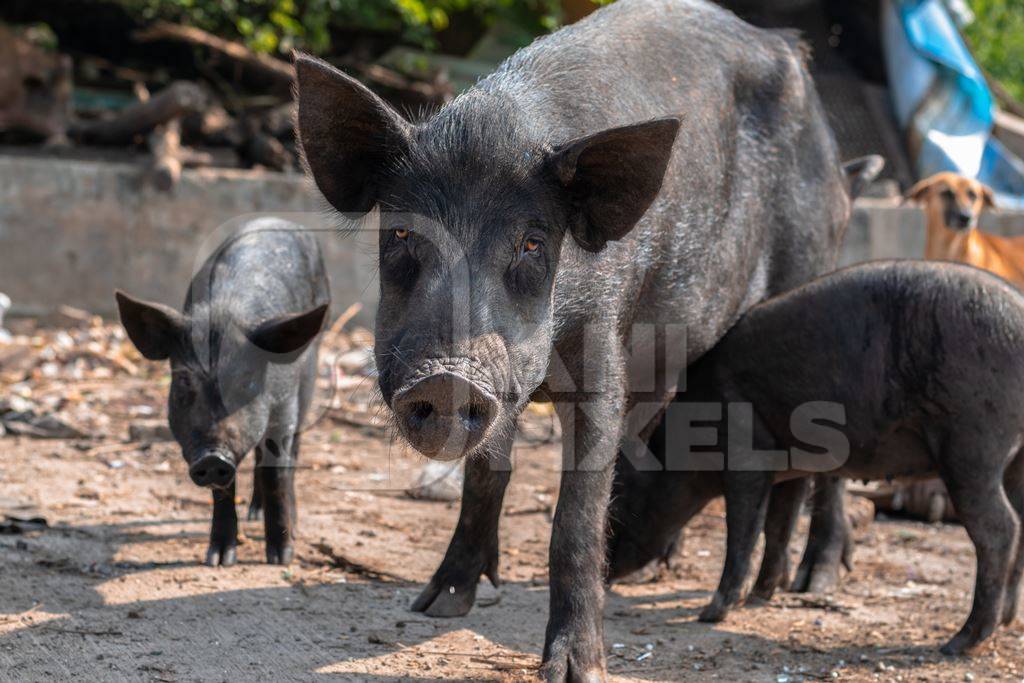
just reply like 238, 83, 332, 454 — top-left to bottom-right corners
521, 237, 543, 257
394, 228, 411, 240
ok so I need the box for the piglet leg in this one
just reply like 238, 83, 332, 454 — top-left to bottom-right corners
752, 478, 809, 600
247, 447, 264, 521
206, 481, 238, 567
792, 476, 852, 593
700, 471, 773, 622
941, 472, 1017, 654
259, 438, 298, 565
1002, 449, 1024, 625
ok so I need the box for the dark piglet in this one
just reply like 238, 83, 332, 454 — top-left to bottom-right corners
116, 219, 329, 566
608, 260, 1024, 655
294, 0, 852, 677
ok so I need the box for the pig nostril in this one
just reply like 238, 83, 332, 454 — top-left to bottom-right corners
407, 401, 434, 429
458, 401, 490, 433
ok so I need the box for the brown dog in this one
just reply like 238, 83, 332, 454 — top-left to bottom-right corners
905, 172, 1024, 285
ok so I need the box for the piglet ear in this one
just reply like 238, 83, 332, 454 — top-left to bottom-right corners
293, 53, 412, 214
115, 290, 185, 361
550, 117, 680, 252
247, 303, 329, 360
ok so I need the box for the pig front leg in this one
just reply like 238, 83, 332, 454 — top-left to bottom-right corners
699, 471, 774, 622
541, 388, 624, 682
258, 438, 298, 565
412, 432, 512, 617
791, 476, 853, 593
206, 481, 239, 567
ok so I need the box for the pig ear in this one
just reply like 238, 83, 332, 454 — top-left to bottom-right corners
294, 53, 412, 214
550, 117, 681, 252
115, 290, 185, 361
247, 303, 329, 360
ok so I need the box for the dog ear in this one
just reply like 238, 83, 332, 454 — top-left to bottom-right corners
981, 184, 997, 211
903, 176, 941, 205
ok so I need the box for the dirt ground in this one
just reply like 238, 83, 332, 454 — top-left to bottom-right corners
2, 322, 1023, 682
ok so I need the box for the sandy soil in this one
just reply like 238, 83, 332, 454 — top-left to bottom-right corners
2, 331, 1023, 682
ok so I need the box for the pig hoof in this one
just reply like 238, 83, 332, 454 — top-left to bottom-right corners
698, 600, 729, 623
791, 554, 842, 594
1001, 598, 1019, 625
205, 543, 238, 567
539, 632, 605, 683
539, 658, 603, 683
752, 571, 789, 601
796, 566, 840, 594
246, 504, 263, 522
411, 579, 478, 617
940, 631, 977, 656
265, 544, 294, 565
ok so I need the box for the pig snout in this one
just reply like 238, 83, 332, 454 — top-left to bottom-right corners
393, 372, 497, 460
189, 449, 237, 488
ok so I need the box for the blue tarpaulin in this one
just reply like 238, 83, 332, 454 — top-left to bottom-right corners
883, 0, 1024, 207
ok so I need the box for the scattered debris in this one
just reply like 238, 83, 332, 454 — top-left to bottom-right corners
128, 420, 172, 443
309, 540, 407, 583
0, 292, 11, 344
853, 479, 956, 522
70, 80, 207, 145
0, 24, 72, 143
0, 16, 453, 177
406, 460, 463, 502
1, 407, 87, 439
132, 22, 296, 96
0, 515, 48, 534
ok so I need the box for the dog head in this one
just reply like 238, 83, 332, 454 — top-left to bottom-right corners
905, 172, 996, 232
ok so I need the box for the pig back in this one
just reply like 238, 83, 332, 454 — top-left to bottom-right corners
703, 261, 1024, 445
483, 0, 847, 359
184, 218, 329, 326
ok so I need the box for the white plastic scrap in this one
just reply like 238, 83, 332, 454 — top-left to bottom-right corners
0, 293, 10, 343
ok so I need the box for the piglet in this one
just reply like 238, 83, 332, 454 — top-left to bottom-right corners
116, 218, 329, 566
608, 260, 1024, 655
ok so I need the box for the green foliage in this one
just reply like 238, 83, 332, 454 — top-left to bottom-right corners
124, 0, 561, 57
965, 0, 1024, 103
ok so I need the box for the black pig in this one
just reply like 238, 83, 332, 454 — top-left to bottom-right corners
116, 219, 329, 566
294, 0, 854, 677
608, 260, 1024, 655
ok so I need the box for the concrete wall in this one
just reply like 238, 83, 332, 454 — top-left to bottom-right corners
2, 154, 1024, 324
0, 154, 379, 326
842, 198, 1024, 267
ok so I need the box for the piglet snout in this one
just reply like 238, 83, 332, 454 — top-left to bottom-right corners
394, 372, 496, 461
189, 450, 236, 488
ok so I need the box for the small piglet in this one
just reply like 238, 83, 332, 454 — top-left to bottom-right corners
116, 219, 329, 566
608, 260, 1024, 654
